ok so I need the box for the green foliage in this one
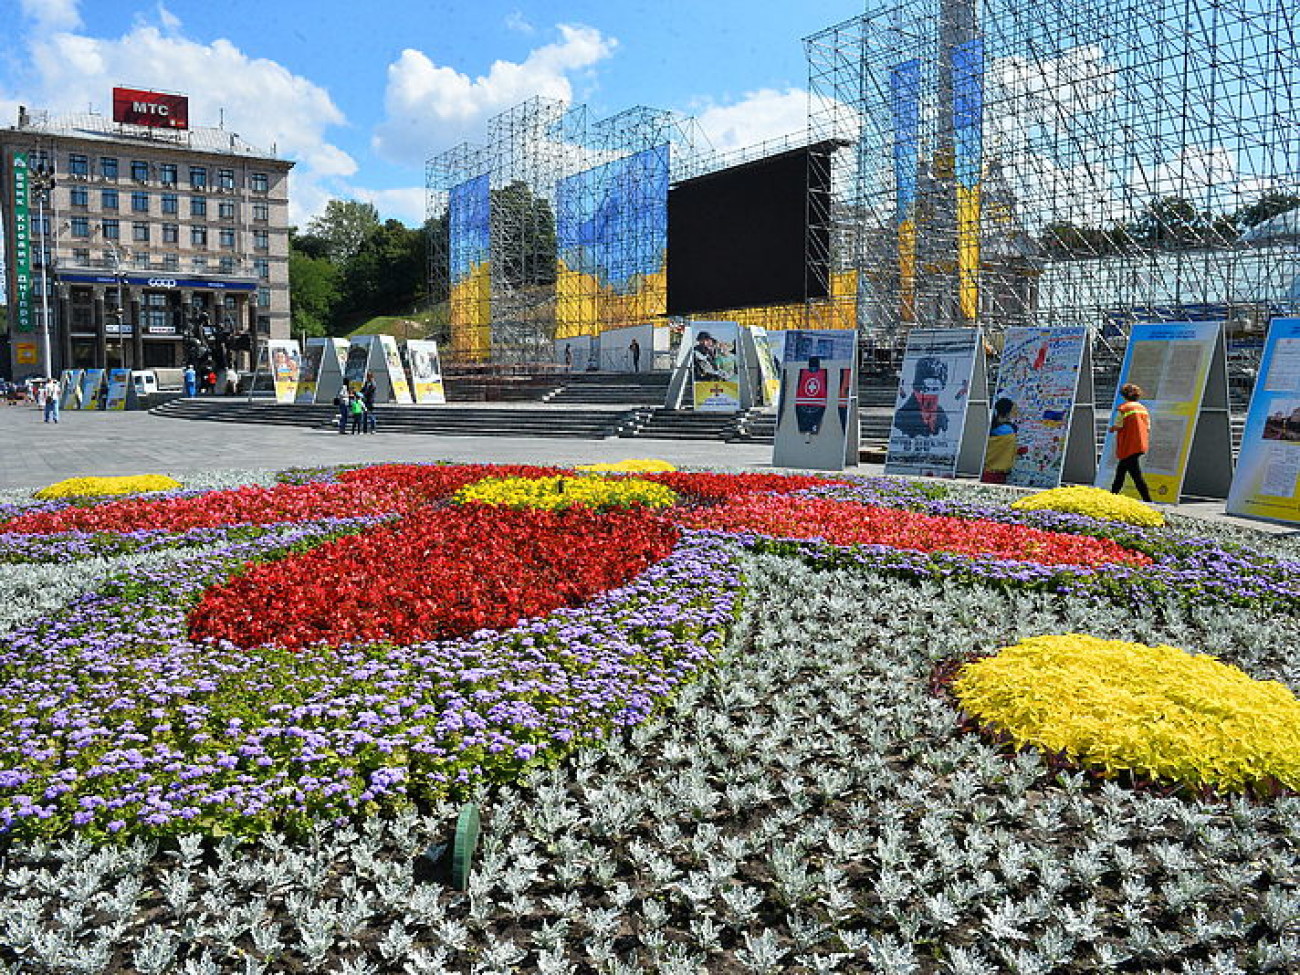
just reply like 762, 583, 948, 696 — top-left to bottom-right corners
1234, 191, 1300, 230
336, 220, 428, 329
305, 199, 381, 264
289, 250, 341, 339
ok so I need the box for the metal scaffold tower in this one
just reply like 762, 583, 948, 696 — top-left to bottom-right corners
807, 0, 1300, 354
428, 99, 706, 363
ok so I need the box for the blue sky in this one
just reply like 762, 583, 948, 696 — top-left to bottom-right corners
2, 0, 861, 226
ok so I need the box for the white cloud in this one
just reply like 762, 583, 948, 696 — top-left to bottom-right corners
505, 10, 535, 35
19, 0, 81, 33
692, 88, 809, 155
5, 10, 352, 226
372, 24, 618, 167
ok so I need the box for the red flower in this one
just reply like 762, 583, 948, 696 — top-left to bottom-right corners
673, 496, 1150, 567
188, 505, 680, 651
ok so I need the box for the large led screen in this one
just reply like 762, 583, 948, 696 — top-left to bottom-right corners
667, 144, 832, 316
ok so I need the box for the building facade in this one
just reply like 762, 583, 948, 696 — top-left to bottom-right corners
1, 101, 293, 379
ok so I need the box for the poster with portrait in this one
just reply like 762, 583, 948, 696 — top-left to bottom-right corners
886, 329, 985, 478
266, 339, 302, 404
79, 369, 106, 411
105, 368, 131, 411
376, 335, 414, 404
688, 322, 742, 413
1227, 317, 1300, 524
1095, 321, 1231, 502
59, 370, 84, 410
982, 326, 1094, 488
772, 329, 859, 470
406, 339, 446, 404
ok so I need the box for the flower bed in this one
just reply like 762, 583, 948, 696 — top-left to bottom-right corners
676, 494, 1151, 567
33, 474, 183, 500
1, 462, 1299, 973
1011, 484, 1165, 527
952, 633, 1300, 794
190, 504, 680, 649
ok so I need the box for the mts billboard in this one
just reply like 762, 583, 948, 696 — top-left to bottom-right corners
112, 87, 189, 130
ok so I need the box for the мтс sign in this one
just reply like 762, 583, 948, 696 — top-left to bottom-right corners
112, 87, 189, 130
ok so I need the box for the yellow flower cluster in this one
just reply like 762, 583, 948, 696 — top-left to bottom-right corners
953, 633, 1300, 794
575, 459, 677, 473
1011, 485, 1164, 527
34, 474, 183, 501
454, 475, 678, 511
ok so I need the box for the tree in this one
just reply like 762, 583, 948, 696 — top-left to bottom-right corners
1234, 192, 1300, 230
289, 250, 340, 338
1129, 196, 1238, 250
337, 220, 428, 326
305, 200, 381, 265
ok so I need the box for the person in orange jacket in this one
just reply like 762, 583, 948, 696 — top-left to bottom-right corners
1109, 382, 1152, 501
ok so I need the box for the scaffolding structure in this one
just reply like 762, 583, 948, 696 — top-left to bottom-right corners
427, 99, 707, 363
806, 0, 1300, 355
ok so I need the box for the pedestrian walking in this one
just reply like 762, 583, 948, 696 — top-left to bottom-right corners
43, 378, 61, 424
183, 364, 197, 397
1109, 382, 1153, 502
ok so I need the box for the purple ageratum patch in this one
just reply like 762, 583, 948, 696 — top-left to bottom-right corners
0, 519, 743, 840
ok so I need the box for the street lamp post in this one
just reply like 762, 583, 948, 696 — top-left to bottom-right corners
29, 164, 56, 378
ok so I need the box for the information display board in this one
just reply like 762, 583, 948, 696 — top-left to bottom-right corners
265, 340, 302, 404
295, 342, 324, 405
772, 329, 858, 471
688, 322, 742, 413
406, 340, 447, 404
59, 370, 83, 410
376, 335, 414, 404
105, 369, 131, 411
306, 338, 349, 404
79, 369, 106, 411
885, 329, 985, 478
982, 326, 1094, 488
1226, 317, 1300, 524
749, 327, 782, 408
1095, 321, 1232, 502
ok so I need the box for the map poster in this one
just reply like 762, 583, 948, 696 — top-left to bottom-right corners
982, 326, 1089, 488
772, 329, 859, 471
885, 329, 984, 478
1227, 317, 1300, 524
1095, 321, 1230, 502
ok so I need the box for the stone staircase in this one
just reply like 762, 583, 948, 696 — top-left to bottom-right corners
150, 398, 637, 440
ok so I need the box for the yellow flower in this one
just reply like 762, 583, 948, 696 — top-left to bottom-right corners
576, 459, 677, 473
953, 634, 1300, 793
453, 475, 677, 511
1011, 485, 1164, 527
34, 474, 183, 501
